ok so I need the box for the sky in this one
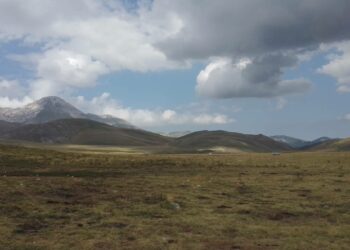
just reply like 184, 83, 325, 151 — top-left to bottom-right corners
0, 0, 349, 140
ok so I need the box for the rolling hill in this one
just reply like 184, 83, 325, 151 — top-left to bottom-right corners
0, 119, 292, 152
0, 118, 171, 146
172, 130, 292, 152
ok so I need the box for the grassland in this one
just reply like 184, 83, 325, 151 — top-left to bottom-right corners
0, 144, 349, 249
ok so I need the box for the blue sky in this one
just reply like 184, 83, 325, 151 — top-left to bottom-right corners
0, 0, 349, 140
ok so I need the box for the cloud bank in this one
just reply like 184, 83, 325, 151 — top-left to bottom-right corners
72, 93, 233, 127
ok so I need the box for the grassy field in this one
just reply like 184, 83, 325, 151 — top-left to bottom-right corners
0, 144, 349, 249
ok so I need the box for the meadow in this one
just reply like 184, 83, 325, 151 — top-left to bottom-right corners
0, 144, 349, 249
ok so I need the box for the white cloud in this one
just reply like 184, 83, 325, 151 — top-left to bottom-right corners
0, 0, 108, 40
162, 109, 177, 121
276, 98, 287, 110
72, 93, 234, 127
0, 79, 33, 108
53, 17, 183, 72
0, 0, 185, 98
196, 57, 312, 98
0, 96, 33, 108
0, 79, 26, 97
37, 49, 108, 87
344, 114, 350, 121
28, 49, 109, 98
193, 114, 232, 125
318, 42, 350, 93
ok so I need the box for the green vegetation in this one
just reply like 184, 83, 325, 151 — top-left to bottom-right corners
0, 144, 350, 249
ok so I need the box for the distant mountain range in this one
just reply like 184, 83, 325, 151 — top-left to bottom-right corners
270, 135, 339, 149
0, 96, 133, 128
0, 96, 348, 152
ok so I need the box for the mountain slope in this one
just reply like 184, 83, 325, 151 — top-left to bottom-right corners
0, 120, 21, 134
335, 138, 350, 151
0, 96, 134, 128
302, 138, 347, 151
173, 130, 292, 152
0, 118, 171, 146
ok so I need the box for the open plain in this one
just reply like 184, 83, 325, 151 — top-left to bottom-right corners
0, 144, 349, 249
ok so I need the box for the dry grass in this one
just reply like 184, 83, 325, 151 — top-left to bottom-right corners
0, 144, 349, 249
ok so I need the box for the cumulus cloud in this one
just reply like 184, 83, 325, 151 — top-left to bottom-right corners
28, 49, 108, 98
154, 0, 350, 98
36, 49, 108, 87
196, 57, 311, 98
318, 42, 350, 93
0, 0, 184, 98
157, 0, 350, 60
0, 0, 349, 105
72, 93, 234, 127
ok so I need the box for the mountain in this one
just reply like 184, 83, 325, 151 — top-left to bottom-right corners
0, 118, 171, 146
162, 131, 193, 138
270, 135, 309, 149
172, 130, 292, 152
271, 135, 336, 149
0, 96, 134, 128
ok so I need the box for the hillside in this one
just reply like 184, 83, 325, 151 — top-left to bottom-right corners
0, 118, 171, 146
0, 120, 21, 134
173, 130, 292, 152
303, 138, 349, 151
0, 122, 293, 152
335, 138, 350, 151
